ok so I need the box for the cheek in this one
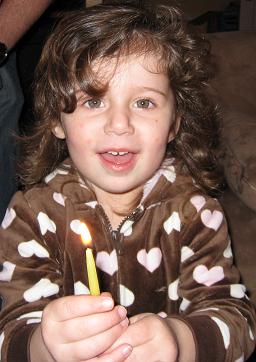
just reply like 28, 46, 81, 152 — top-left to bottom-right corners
146, 134, 170, 157
151, 124, 173, 147
65, 126, 93, 150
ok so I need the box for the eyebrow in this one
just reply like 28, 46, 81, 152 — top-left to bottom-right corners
141, 86, 167, 97
75, 90, 86, 97
75, 87, 167, 98
75, 91, 90, 103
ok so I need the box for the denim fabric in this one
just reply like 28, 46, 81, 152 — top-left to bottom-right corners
0, 52, 24, 222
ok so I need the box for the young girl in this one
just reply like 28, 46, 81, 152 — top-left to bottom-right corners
0, 3, 255, 362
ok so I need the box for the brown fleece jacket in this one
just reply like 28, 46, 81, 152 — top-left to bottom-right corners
0, 158, 255, 361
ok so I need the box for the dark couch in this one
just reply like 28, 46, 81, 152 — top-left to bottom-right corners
207, 31, 256, 360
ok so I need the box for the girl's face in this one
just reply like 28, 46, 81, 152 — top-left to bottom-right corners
54, 53, 179, 202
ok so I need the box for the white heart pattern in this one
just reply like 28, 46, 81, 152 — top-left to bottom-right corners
96, 250, 118, 276
17, 311, 43, 320
0, 261, 16, 282
70, 219, 84, 235
168, 278, 179, 300
1, 208, 16, 229
230, 284, 246, 299
142, 169, 164, 202
201, 209, 223, 231
158, 311, 167, 318
74, 281, 90, 295
26, 318, 41, 325
193, 265, 224, 286
37, 212, 56, 235
23, 278, 59, 302
211, 317, 230, 349
137, 248, 162, 273
164, 211, 181, 234
190, 195, 206, 212
162, 166, 176, 183
18, 240, 49, 258
223, 240, 233, 258
179, 298, 191, 312
85, 201, 98, 209
181, 246, 194, 263
119, 284, 135, 307
0, 331, 4, 355
120, 220, 134, 236
44, 168, 69, 183
141, 164, 175, 202
234, 354, 245, 362
53, 192, 66, 206
249, 326, 254, 341
196, 307, 219, 313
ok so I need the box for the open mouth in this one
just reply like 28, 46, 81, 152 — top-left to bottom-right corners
99, 150, 137, 170
101, 151, 134, 164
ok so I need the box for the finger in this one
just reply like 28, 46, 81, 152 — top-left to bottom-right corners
59, 305, 128, 342
43, 295, 114, 322
95, 344, 133, 362
110, 321, 143, 348
120, 344, 157, 362
61, 318, 129, 360
101, 292, 112, 298
129, 312, 153, 324
110, 317, 178, 362
110, 316, 157, 350
118, 338, 177, 362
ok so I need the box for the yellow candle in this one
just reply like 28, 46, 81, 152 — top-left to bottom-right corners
80, 222, 100, 296
86, 247, 100, 296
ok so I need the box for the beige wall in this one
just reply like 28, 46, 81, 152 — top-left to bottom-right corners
151, 0, 232, 19
180, 0, 233, 19
103, 0, 235, 21
86, 0, 103, 6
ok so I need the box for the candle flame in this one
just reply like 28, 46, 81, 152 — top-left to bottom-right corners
80, 223, 92, 248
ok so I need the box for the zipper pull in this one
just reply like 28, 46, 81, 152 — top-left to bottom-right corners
111, 230, 124, 256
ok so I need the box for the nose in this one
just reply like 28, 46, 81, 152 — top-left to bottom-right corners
104, 107, 134, 135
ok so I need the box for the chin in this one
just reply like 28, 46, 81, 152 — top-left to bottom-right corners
101, 181, 142, 195
103, 186, 133, 194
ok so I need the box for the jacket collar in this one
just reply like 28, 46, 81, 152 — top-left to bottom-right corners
43, 157, 191, 210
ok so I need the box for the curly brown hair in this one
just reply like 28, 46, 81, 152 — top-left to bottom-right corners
18, 2, 223, 195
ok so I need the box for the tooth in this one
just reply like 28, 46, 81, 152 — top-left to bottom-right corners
108, 151, 118, 156
107, 151, 129, 156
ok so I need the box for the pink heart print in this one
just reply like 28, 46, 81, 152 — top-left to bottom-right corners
201, 209, 223, 231
96, 250, 118, 276
137, 248, 162, 273
193, 265, 224, 286
1, 208, 16, 229
190, 195, 206, 212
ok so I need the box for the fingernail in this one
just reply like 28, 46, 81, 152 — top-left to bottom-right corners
120, 317, 129, 327
117, 305, 127, 319
101, 297, 114, 308
122, 345, 132, 357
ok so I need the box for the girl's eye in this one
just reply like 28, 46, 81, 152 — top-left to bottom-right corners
85, 99, 104, 109
135, 99, 154, 109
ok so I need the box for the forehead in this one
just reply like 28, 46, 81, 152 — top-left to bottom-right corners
91, 52, 169, 87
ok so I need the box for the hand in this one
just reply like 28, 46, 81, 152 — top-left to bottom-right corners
105, 313, 179, 362
37, 294, 132, 362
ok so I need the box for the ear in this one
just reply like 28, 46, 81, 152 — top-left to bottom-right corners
52, 123, 66, 139
168, 115, 181, 143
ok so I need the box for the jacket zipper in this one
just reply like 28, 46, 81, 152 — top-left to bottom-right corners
97, 205, 142, 304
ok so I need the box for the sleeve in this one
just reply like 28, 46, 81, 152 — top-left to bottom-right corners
175, 195, 256, 362
0, 191, 63, 362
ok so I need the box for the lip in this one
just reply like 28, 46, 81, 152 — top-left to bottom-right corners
98, 149, 137, 172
